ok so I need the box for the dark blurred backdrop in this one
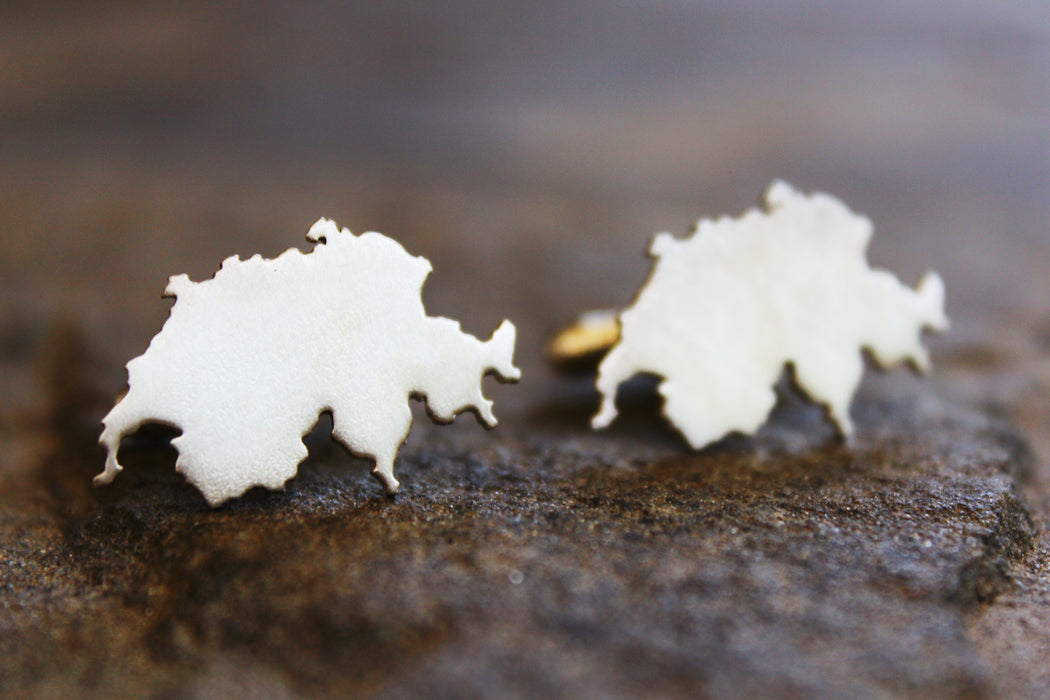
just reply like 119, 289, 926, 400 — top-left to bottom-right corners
1, 0, 1048, 455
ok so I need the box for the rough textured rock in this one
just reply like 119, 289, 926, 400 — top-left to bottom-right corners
0, 331, 1037, 698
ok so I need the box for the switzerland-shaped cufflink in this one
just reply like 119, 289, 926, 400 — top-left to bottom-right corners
568, 180, 949, 448
95, 218, 520, 505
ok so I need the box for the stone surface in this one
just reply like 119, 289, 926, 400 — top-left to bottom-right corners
0, 330, 1038, 698
1, 3, 1049, 698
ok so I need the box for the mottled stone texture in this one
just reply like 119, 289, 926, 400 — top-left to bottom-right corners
0, 332, 1038, 698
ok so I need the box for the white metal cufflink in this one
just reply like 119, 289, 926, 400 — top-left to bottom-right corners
553, 180, 949, 448
96, 218, 520, 505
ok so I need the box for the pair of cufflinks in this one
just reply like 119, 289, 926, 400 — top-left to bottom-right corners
95, 181, 948, 506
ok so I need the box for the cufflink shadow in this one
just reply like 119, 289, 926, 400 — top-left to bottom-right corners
526, 366, 841, 457
526, 372, 687, 448
35, 321, 213, 522
279, 409, 380, 500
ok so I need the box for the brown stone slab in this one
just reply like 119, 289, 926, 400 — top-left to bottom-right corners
1, 330, 1035, 697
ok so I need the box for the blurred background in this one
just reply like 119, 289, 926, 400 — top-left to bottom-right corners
0, 0, 1048, 462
